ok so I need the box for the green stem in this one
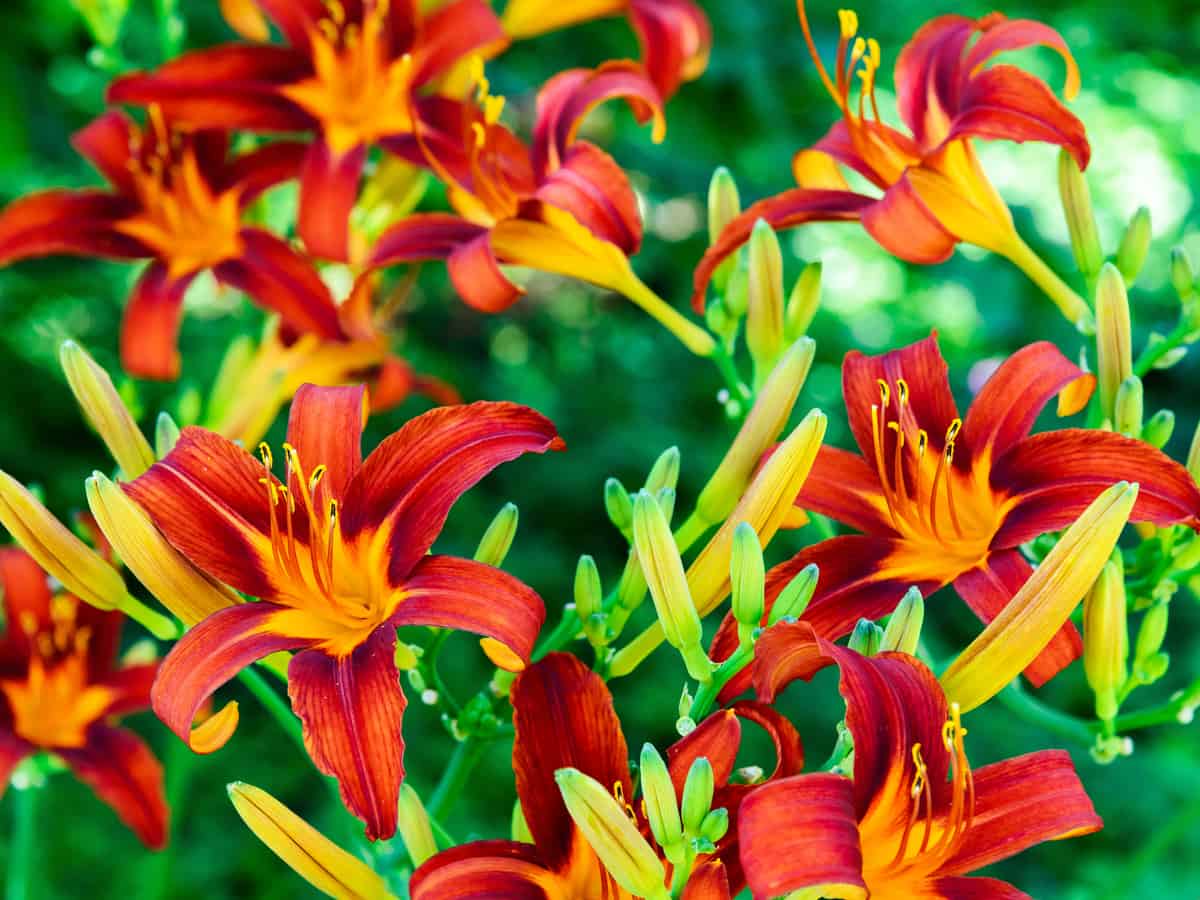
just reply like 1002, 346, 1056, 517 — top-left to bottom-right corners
424, 630, 461, 715
1113, 679, 1200, 731
237, 667, 306, 756
427, 738, 487, 822
153, 0, 184, 60
1134, 318, 1193, 377
5, 785, 37, 900
709, 347, 750, 403
996, 681, 1097, 745
689, 642, 754, 722
1002, 236, 1094, 331
143, 738, 196, 900
533, 604, 582, 661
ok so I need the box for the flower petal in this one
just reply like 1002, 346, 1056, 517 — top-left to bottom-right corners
340, 402, 562, 582
682, 861, 730, 900
71, 111, 137, 194
893, 15, 976, 147
411, 841, 555, 899
59, 724, 168, 849
393, 555, 545, 667
411, 0, 507, 87
737, 773, 867, 900
0, 190, 142, 265
668, 709, 740, 795
254, 0, 326, 50
297, 140, 365, 262
535, 141, 642, 254
287, 627, 407, 841
628, 0, 712, 99
727, 700, 805, 780
368, 212, 488, 269
120, 262, 194, 381
501, 0, 624, 38
510, 653, 631, 870
221, 140, 309, 202
0, 547, 52, 660
963, 16, 1081, 102
926, 876, 1031, 899
797, 445, 895, 535
446, 231, 525, 313
100, 663, 159, 718
861, 174, 960, 263
285, 384, 366, 503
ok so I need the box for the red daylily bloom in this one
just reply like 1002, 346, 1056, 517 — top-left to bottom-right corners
693, 4, 1089, 312
410, 653, 803, 898
369, 61, 667, 315
738, 621, 1102, 900
713, 335, 1200, 690
109, 0, 506, 261
0, 548, 167, 848
125, 384, 562, 840
501, 0, 711, 99
0, 108, 340, 380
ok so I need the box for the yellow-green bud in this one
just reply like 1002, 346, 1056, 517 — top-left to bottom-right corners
1116, 206, 1152, 285
680, 757, 714, 833
1188, 421, 1200, 485
1113, 376, 1143, 437
1134, 602, 1169, 663
1171, 246, 1195, 302
1136, 651, 1169, 684
1083, 560, 1127, 722
723, 263, 749, 319
705, 300, 733, 339
155, 411, 181, 458
848, 618, 883, 657
1095, 263, 1133, 418
769, 563, 819, 624
784, 261, 822, 340
880, 587, 924, 655
1142, 409, 1175, 449
708, 167, 741, 295
396, 785, 438, 867
474, 502, 518, 568
605, 478, 634, 539
644, 447, 680, 495
640, 743, 683, 850
655, 487, 676, 526
731, 522, 765, 640
575, 555, 602, 621
1057, 149, 1103, 278
746, 219, 786, 389
699, 807, 729, 843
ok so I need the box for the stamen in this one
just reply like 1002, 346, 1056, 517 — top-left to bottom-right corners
870, 405, 900, 529
877, 378, 891, 411
796, 0, 844, 108
887, 422, 910, 509
943, 441, 964, 537
895, 376, 908, 407
914, 428, 929, 521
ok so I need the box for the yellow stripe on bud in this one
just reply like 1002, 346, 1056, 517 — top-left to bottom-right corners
941, 481, 1138, 713
555, 768, 669, 900
746, 219, 786, 390
474, 502, 519, 568
396, 784, 438, 868
60, 340, 156, 479
227, 782, 396, 900
1082, 560, 1128, 722
640, 743, 683, 850
880, 586, 924, 655
1057, 149, 1103, 279
785, 262, 822, 340
1095, 263, 1132, 419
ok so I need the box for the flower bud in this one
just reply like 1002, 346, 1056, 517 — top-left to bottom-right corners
394, 641, 419, 670
474, 502, 518, 568
731, 522, 765, 642
707, 167, 741, 295
768, 563, 819, 624
1171, 246, 1195, 302
574, 555, 602, 622
640, 743, 683, 850
396, 784, 438, 867
746, 219, 786, 389
555, 769, 667, 900
681, 757, 714, 833
1113, 376, 1143, 437
784, 261, 822, 340
880, 587, 924, 655
722, 263, 749, 319
1095, 263, 1132, 418
695, 336, 815, 525
705, 301, 734, 341
655, 487, 676, 526
60, 340, 156, 479
1188, 420, 1200, 485
1145, 333, 1188, 371
1116, 206, 1152, 285
1083, 560, 1127, 722
155, 412, 181, 458
644, 447, 680, 495
1057, 149, 1104, 279
1142, 409, 1175, 449
1134, 602, 1169, 664
848, 618, 883, 657
605, 478, 634, 540
699, 807, 729, 844
1136, 651, 1169, 684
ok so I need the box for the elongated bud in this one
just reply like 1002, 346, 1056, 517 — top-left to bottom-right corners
1057, 149, 1103, 278
699, 807, 729, 843
228, 782, 395, 900
784, 261, 822, 340
60, 341, 155, 479
1142, 409, 1175, 449
1116, 206, 1152, 285
644, 447, 680, 494
605, 478, 634, 539
769, 563, 819, 624
575, 555, 602, 621
555, 769, 668, 900
746, 219, 786, 388
848, 618, 882, 657
396, 785, 438, 867
1095, 264, 1133, 418
1171, 247, 1195, 301
155, 412, 181, 458
723, 263, 749, 318
696, 337, 815, 525
731, 522, 765, 641
681, 757, 714, 833
708, 167, 741, 295
655, 487, 676, 526
474, 502, 518, 567
880, 587, 924, 655
640, 743, 683, 849
1114, 376, 1143, 437
1134, 602, 1169, 664
1083, 561, 1127, 721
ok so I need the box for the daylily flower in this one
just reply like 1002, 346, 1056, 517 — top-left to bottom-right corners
369, 61, 715, 356
718, 337, 1197, 689
410, 653, 803, 898
0, 547, 168, 848
715, 335, 1200, 687
0, 109, 341, 380
693, 4, 1094, 326
109, 0, 507, 261
738, 620, 1102, 900
124, 384, 562, 840
500, 0, 711, 99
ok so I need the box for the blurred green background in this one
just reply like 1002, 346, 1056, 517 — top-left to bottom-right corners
2, 0, 1200, 896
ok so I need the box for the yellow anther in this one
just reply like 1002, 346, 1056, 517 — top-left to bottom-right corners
309, 465, 327, 493
909, 743, 927, 798
278, 485, 296, 514
613, 781, 625, 804
945, 418, 962, 442
896, 377, 909, 406
851, 36, 866, 63
877, 378, 890, 408
837, 8, 858, 39
867, 37, 881, 67
484, 94, 506, 126
471, 122, 487, 150
19, 612, 37, 637
467, 54, 486, 88
917, 429, 928, 456
257, 442, 273, 470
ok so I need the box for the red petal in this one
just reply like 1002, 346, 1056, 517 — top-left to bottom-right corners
221, 140, 309, 202
368, 212, 488, 268
535, 141, 642, 254
894, 15, 976, 147
214, 229, 343, 339
152, 602, 307, 751
0, 547, 52, 660
963, 15, 1081, 104
954, 550, 1081, 687
100, 663, 159, 718
668, 709, 740, 796
928, 877, 1031, 899
298, 140, 364, 262
991, 431, 1200, 546
728, 700, 805, 780
959, 341, 1091, 466
71, 111, 136, 194
254, 0, 325, 50
59, 724, 169, 849
797, 445, 895, 535
941, 749, 1101, 874
287, 628, 407, 840
447, 231, 524, 313
411, 841, 553, 899
410, 0, 506, 87
691, 188, 872, 312
285, 384, 366, 503
860, 175, 959, 263
340, 401, 563, 582
682, 861, 730, 900
393, 555, 545, 666
0, 190, 143, 265
737, 773, 865, 899
120, 262, 193, 381
628, 0, 712, 99
510, 653, 631, 870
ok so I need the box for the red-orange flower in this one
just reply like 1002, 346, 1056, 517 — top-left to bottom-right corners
0, 548, 167, 848
410, 653, 803, 899
109, 0, 506, 261
693, 4, 1090, 319
0, 109, 340, 380
125, 384, 562, 840
738, 621, 1102, 899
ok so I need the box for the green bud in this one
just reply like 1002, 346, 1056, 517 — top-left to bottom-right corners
769, 563, 818, 624
640, 743, 683, 849
1095, 263, 1133, 418
784, 261, 822, 340
60, 340, 155, 479
1134, 602, 1169, 663
678, 684, 693, 719
644, 447, 681, 494
605, 478, 634, 539
1142, 409, 1175, 448
474, 502, 519, 567
396, 784, 438, 866
1083, 560, 1127, 721
1116, 206, 1152, 285
708, 168, 741, 295
680, 757, 714, 833
574, 555, 602, 622
1114, 376, 1143, 437
1146, 333, 1188, 370
731, 522, 765, 637
705, 300, 733, 339
1057, 149, 1104, 278
746, 219, 786, 390
1171, 247, 1195, 302
880, 587, 924, 655
1189, 421, 1200, 485
155, 411, 181, 458
848, 618, 883, 657
73, 0, 132, 47
1136, 651, 1169, 684
699, 807, 729, 843
723, 262, 749, 319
